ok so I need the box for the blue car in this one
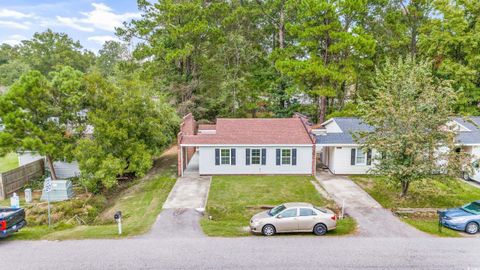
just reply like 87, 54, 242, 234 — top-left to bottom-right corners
439, 201, 480, 234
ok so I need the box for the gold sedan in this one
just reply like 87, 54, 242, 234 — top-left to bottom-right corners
249, 202, 337, 236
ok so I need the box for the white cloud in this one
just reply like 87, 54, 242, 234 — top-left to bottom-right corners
2, 34, 27, 45
58, 3, 140, 32
0, 20, 30, 30
87, 35, 120, 45
0, 9, 31, 19
57, 16, 95, 32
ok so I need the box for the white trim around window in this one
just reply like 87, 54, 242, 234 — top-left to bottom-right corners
355, 148, 366, 165
281, 148, 292, 165
220, 148, 231, 165
250, 148, 261, 165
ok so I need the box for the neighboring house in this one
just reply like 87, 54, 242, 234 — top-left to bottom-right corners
18, 151, 80, 179
314, 118, 375, 174
177, 113, 316, 176
315, 117, 480, 175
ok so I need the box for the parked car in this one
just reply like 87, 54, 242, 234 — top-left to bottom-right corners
249, 202, 337, 236
462, 160, 480, 183
0, 208, 27, 238
439, 201, 480, 234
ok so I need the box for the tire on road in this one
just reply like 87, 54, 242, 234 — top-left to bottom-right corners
262, 224, 276, 236
462, 172, 471, 181
313, 223, 328, 236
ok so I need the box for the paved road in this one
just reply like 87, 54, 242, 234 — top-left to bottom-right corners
316, 172, 428, 238
2, 236, 479, 269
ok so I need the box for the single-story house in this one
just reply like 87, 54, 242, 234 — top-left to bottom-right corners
315, 117, 480, 175
177, 113, 316, 176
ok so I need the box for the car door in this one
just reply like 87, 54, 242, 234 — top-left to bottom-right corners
275, 208, 298, 232
297, 208, 318, 231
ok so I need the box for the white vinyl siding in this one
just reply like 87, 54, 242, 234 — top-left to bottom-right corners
320, 146, 375, 175
199, 146, 312, 175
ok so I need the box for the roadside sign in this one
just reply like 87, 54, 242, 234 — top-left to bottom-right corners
44, 177, 53, 193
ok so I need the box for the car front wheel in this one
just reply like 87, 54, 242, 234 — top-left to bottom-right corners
462, 172, 471, 181
313, 223, 328, 236
465, 222, 479, 234
262, 224, 276, 236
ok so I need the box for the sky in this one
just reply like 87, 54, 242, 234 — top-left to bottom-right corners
0, 0, 141, 52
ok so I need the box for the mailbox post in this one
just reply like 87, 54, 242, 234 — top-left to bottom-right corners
114, 211, 122, 235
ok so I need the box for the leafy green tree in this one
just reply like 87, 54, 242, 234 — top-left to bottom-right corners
75, 73, 179, 192
96, 41, 130, 77
276, 0, 375, 123
0, 60, 30, 87
357, 59, 466, 197
419, 0, 480, 115
118, 1, 226, 119
19, 29, 94, 75
0, 67, 87, 179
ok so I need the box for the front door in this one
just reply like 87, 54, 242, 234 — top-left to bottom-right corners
275, 208, 298, 232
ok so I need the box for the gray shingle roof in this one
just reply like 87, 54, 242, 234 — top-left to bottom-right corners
316, 118, 373, 145
316, 117, 480, 145
453, 117, 480, 145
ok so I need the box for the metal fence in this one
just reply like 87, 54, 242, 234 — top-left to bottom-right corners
0, 159, 45, 200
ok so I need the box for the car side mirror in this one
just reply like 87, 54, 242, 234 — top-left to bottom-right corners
276, 215, 282, 219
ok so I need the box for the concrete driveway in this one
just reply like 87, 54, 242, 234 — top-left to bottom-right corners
149, 153, 211, 238
163, 153, 211, 211
143, 208, 205, 238
316, 172, 429, 238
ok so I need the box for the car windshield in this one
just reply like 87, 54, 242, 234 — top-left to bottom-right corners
462, 202, 480, 215
268, 205, 286, 216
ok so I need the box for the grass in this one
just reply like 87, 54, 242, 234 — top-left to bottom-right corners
401, 216, 460, 237
0, 152, 19, 173
201, 175, 356, 237
351, 175, 479, 237
4, 147, 177, 240
351, 175, 480, 209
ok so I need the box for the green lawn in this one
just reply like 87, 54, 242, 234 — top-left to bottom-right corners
401, 216, 461, 237
351, 175, 480, 209
5, 148, 177, 240
201, 175, 356, 237
351, 175, 480, 237
0, 152, 19, 173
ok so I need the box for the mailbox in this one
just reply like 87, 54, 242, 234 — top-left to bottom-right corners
114, 211, 122, 235
114, 211, 122, 221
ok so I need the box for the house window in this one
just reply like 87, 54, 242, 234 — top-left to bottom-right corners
355, 149, 366, 165
281, 149, 292, 165
251, 148, 261, 165
220, 149, 230, 165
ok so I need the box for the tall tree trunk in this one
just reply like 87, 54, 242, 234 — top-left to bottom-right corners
318, 96, 327, 124
401, 180, 410, 197
46, 155, 57, 180
278, 4, 285, 49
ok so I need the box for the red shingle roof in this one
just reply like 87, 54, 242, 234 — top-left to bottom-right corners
181, 118, 313, 145
198, 124, 216, 130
